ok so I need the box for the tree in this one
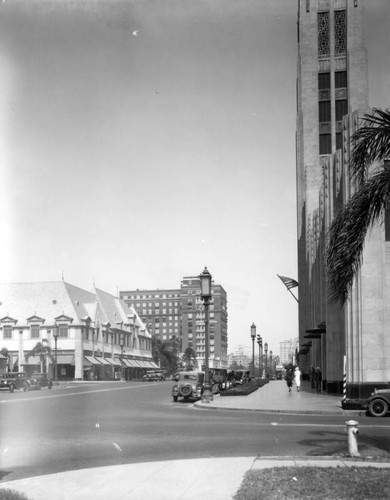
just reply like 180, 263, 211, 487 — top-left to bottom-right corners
326, 108, 390, 304
181, 347, 198, 371
151, 335, 181, 375
25, 342, 53, 373
0, 347, 10, 372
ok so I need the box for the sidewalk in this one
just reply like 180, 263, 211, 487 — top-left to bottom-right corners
194, 379, 356, 415
0, 381, 386, 500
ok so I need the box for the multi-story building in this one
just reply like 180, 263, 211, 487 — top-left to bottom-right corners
296, 0, 390, 396
120, 275, 228, 368
0, 281, 156, 380
119, 288, 182, 340
279, 338, 299, 365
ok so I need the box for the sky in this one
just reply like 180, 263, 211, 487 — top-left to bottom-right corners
0, 0, 389, 356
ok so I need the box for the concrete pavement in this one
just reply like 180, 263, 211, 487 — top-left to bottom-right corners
1, 380, 388, 500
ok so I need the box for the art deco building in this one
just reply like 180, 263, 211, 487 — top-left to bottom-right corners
296, 0, 390, 396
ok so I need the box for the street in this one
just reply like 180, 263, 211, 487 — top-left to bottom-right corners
0, 382, 389, 482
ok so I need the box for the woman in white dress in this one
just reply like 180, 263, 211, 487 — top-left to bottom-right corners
294, 366, 302, 392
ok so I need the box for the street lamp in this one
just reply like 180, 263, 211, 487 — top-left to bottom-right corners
264, 342, 268, 379
199, 266, 212, 402
250, 323, 256, 378
270, 350, 273, 379
120, 334, 125, 381
257, 334, 262, 378
53, 326, 59, 381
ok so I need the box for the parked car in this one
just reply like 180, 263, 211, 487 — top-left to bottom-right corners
0, 372, 28, 393
25, 373, 53, 391
367, 388, 390, 417
143, 370, 166, 382
172, 371, 204, 402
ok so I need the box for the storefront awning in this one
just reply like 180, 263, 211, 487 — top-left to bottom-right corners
106, 358, 121, 366
84, 355, 102, 366
137, 360, 151, 368
124, 359, 142, 368
95, 357, 111, 366
149, 361, 160, 369
56, 354, 75, 365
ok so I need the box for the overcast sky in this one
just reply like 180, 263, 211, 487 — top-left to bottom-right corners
0, 0, 389, 355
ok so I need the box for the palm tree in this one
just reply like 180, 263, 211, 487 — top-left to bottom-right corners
151, 335, 181, 375
25, 342, 53, 373
181, 347, 198, 371
326, 107, 390, 304
0, 347, 10, 372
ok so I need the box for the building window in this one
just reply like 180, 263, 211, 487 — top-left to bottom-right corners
319, 101, 331, 122
336, 133, 343, 150
59, 324, 68, 338
319, 134, 332, 154
336, 100, 348, 121
318, 72, 330, 90
318, 12, 330, 56
31, 325, 40, 338
334, 10, 347, 54
335, 71, 347, 88
3, 325, 12, 339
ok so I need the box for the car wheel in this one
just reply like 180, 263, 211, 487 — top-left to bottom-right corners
9, 384, 15, 393
173, 396, 178, 402
369, 398, 388, 417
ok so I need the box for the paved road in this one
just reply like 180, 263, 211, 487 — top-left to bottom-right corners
0, 381, 389, 483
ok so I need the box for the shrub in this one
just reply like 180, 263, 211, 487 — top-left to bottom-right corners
221, 378, 267, 396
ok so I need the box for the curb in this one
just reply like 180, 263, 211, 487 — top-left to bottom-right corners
193, 401, 364, 416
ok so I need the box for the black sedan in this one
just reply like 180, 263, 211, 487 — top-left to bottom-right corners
367, 388, 390, 417
25, 373, 53, 391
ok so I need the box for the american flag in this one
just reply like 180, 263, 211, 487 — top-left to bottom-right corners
277, 274, 299, 290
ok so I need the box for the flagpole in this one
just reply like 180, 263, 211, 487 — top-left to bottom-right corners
288, 288, 299, 303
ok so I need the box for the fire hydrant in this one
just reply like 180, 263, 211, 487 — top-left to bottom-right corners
345, 420, 360, 456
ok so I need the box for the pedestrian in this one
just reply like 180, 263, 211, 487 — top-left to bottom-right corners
294, 366, 302, 392
284, 368, 294, 392
315, 367, 322, 393
310, 366, 315, 389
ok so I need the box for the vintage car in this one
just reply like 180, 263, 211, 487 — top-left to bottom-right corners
25, 373, 53, 391
143, 370, 166, 382
0, 372, 28, 393
367, 388, 390, 417
172, 371, 204, 402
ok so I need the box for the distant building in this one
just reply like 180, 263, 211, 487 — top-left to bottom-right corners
279, 338, 298, 365
0, 281, 156, 380
120, 275, 228, 368
227, 345, 252, 369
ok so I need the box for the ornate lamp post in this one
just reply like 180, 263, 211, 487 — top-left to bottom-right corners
120, 334, 125, 381
270, 350, 273, 379
200, 267, 212, 402
264, 342, 268, 379
257, 334, 262, 378
250, 323, 256, 378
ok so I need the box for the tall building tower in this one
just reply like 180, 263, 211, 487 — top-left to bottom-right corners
120, 275, 228, 369
180, 276, 228, 369
296, 0, 390, 396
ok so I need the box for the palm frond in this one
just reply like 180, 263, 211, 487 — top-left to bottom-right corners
326, 167, 390, 304
350, 108, 390, 185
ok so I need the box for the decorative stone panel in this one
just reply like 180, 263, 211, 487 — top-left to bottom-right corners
335, 57, 347, 70
335, 88, 348, 100
319, 89, 331, 101
318, 59, 330, 71
318, 0, 330, 11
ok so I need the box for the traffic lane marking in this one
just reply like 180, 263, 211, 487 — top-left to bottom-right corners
0, 383, 154, 403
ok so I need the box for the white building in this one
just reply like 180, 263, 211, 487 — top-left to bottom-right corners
0, 281, 157, 380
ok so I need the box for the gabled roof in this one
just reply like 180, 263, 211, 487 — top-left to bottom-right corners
0, 282, 95, 327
